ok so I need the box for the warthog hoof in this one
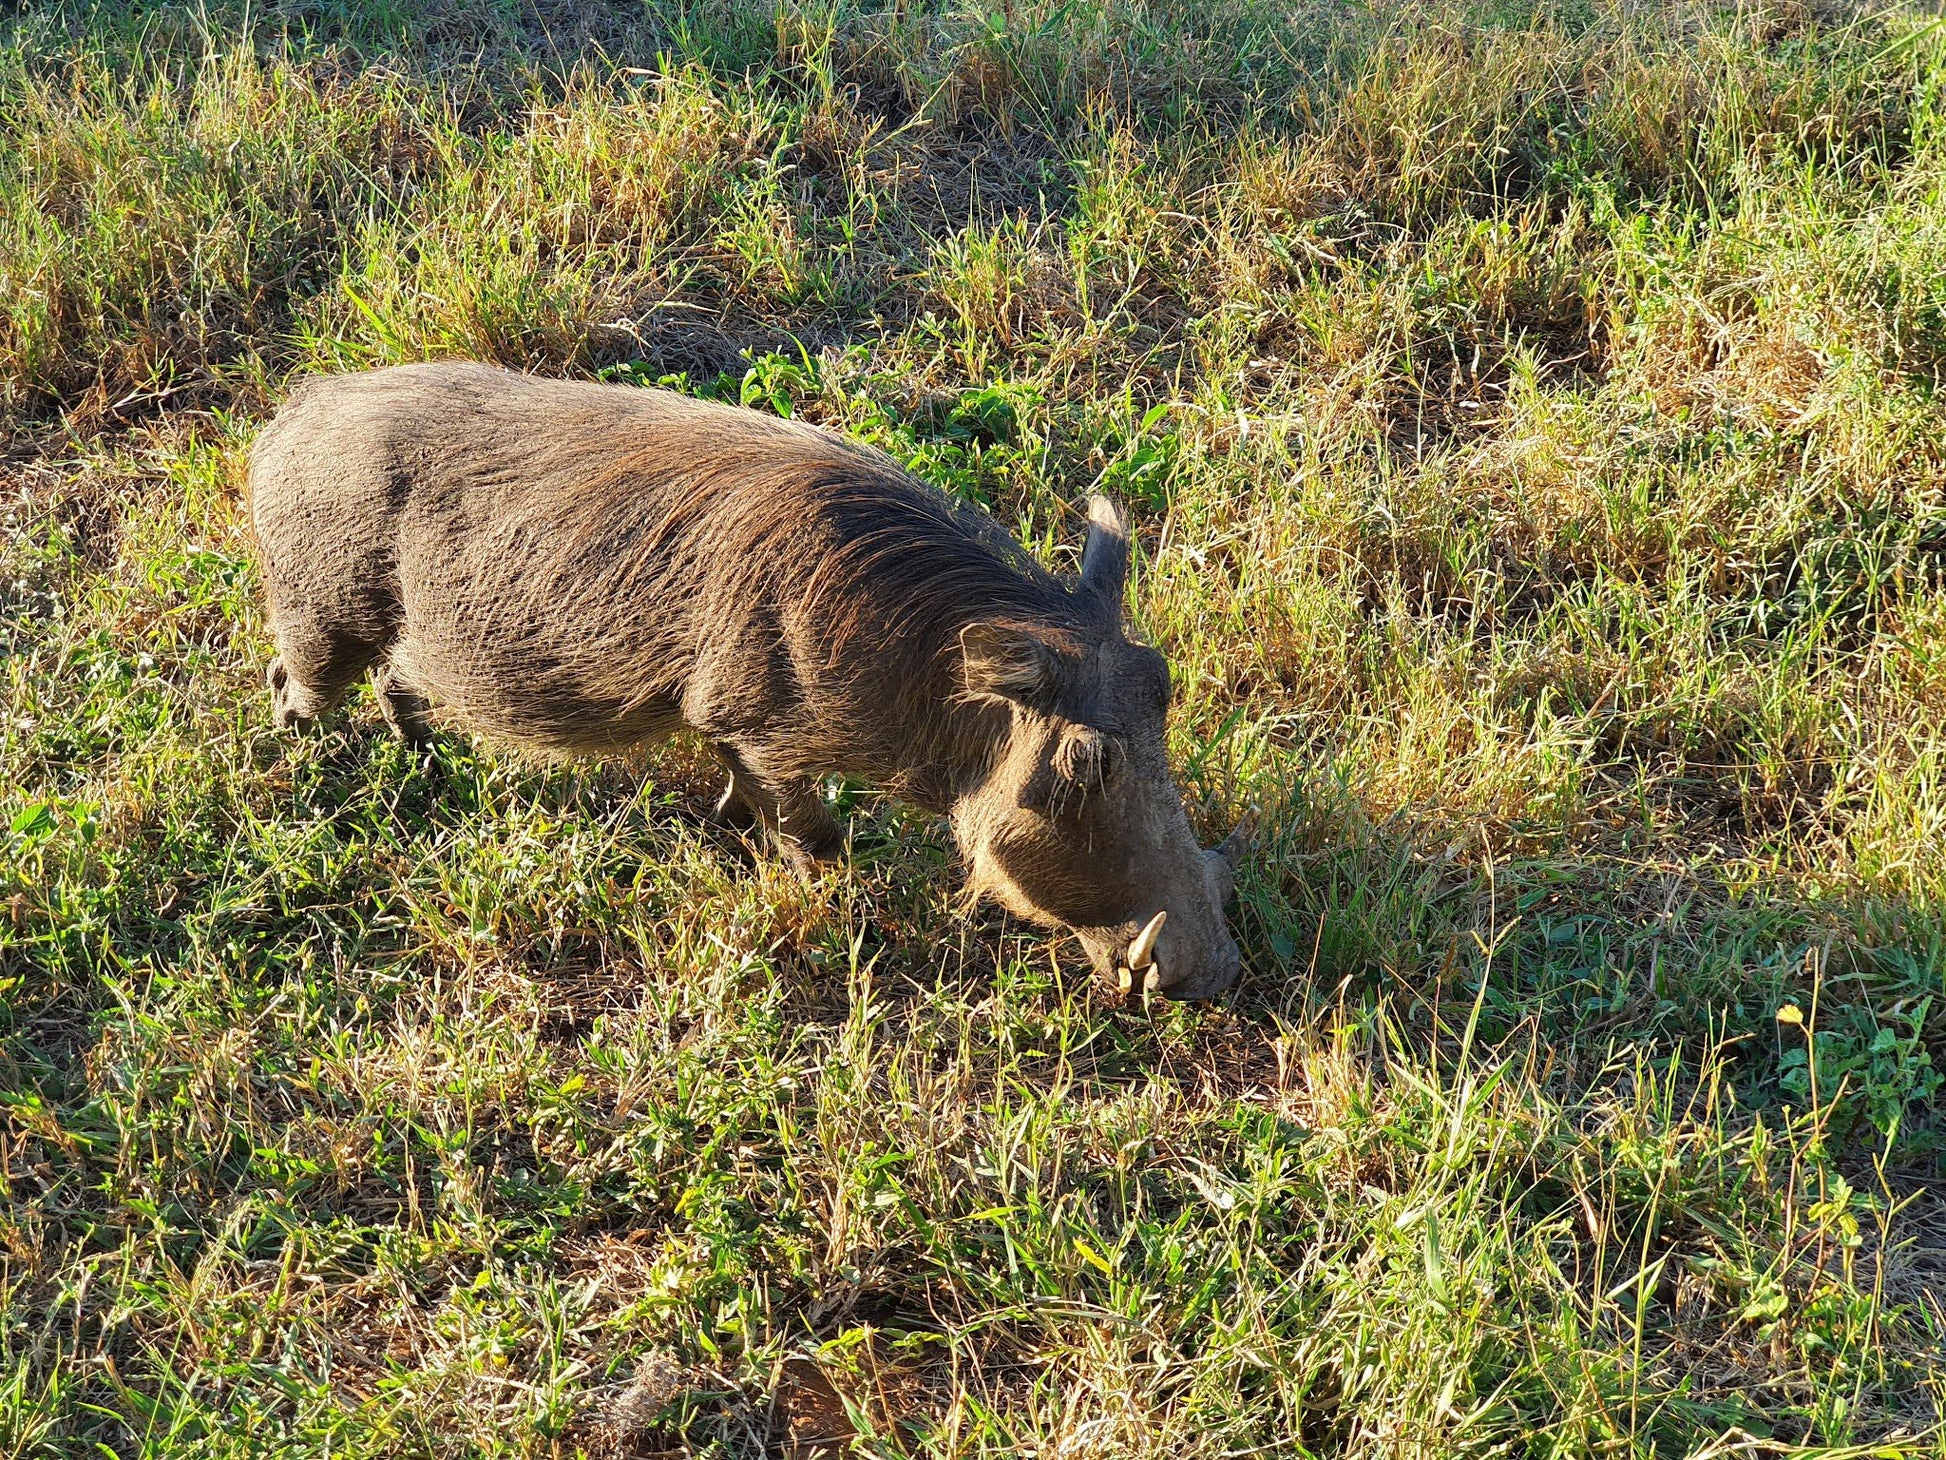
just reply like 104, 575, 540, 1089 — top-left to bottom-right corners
776, 828, 845, 878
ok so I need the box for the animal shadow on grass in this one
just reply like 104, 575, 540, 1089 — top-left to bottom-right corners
301, 707, 769, 859
231, 687, 1946, 1158
1219, 773, 1946, 1168
286, 703, 1946, 1164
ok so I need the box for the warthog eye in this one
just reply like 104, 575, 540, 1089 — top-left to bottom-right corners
1051, 723, 1124, 796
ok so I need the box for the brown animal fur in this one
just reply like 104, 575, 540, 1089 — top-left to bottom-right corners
247, 362, 1241, 997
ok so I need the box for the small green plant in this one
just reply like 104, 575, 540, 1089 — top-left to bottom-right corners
1778, 996, 1943, 1146
1096, 400, 1179, 513
737, 346, 820, 418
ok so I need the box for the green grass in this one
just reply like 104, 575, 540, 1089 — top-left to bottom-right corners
5, 0, 1946, 1452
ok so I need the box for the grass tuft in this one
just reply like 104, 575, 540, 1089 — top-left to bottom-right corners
5, 0, 1946, 1453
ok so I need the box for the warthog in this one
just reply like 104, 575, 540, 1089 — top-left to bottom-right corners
248, 362, 1244, 998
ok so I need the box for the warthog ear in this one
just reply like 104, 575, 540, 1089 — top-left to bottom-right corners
960, 622, 1059, 709
1079, 494, 1129, 613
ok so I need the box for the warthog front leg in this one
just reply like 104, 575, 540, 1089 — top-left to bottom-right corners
267, 613, 383, 734
267, 656, 331, 732
710, 759, 758, 832
712, 744, 843, 872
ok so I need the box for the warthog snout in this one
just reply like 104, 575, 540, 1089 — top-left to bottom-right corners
1108, 826, 1249, 1000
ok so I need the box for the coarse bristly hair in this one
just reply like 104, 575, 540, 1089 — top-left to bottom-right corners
248, 361, 1241, 999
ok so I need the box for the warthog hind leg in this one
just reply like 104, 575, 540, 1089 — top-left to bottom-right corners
266, 609, 390, 734
267, 656, 332, 732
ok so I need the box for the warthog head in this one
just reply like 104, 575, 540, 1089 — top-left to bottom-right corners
951, 498, 1245, 1000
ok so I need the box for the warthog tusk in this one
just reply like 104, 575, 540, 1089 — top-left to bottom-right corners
1115, 910, 1168, 998
1128, 909, 1166, 971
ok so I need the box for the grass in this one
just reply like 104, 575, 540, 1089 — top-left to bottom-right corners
4, 0, 1946, 1452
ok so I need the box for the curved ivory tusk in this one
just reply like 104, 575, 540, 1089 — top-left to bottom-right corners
1128, 909, 1167, 971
